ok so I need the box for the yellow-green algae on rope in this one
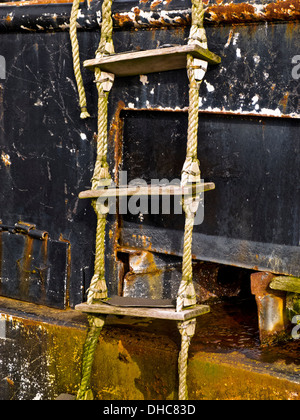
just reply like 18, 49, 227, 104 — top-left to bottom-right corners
74, 0, 115, 400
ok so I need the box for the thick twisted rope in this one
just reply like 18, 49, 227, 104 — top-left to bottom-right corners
92, 0, 114, 189
91, 88, 110, 190
177, 0, 206, 313
177, 0, 207, 401
76, 0, 114, 401
178, 319, 196, 400
77, 316, 105, 400
89, 0, 115, 303
70, 0, 91, 119
87, 210, 107, 304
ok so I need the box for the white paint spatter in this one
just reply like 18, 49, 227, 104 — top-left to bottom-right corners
204, 81, 215, 93
233, 32, 240, 46
34, 98, 43, 107
252, 95, 259, 105
253, 54, 261, 66
236, 48, 242, 58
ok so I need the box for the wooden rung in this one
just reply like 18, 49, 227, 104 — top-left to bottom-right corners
75, 302, 210, 321
84, 44, 221, 77
79, 182, 215, 199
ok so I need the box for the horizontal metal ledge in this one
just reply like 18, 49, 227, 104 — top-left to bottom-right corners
119, 224, 300, 278
84, 45, 221, 76
75, 302, 210, 321
79, 182, 215, 199
0, 1, 299, 33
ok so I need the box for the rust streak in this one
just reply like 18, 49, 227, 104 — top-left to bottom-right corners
279, 92, 290, 112
108, 100, 126, 187
59, 234, 71, 308
18, 236, 34, 299
107, 100, 126, 273
0, 227, 2, 296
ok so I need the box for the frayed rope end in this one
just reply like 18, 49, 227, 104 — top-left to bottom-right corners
80, 107, 91, 119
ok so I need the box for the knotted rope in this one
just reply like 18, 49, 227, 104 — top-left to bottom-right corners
177, 0, 207, 401
178, 319, 196, 400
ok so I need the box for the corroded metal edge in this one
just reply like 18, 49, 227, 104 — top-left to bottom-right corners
0, 0, 299, 32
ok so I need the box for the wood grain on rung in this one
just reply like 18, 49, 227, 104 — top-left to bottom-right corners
75, 302, 210, 321
84, 45, 221, 77
79, 182, 215, 199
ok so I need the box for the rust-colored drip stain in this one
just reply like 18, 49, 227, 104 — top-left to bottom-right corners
108, 100, 126, 186
18, 236, 34, 299
279, 92, 290, 112
59, 235, 71, 307
0, 231, 2, 295
39, 235, 48, 304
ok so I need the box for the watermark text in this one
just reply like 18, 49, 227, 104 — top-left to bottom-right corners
0, 55, 5, 80
292, 55, 300, 80
95, 171, 205, 226
292, 315, 300, 340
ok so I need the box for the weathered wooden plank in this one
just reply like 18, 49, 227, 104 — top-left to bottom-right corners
79, 182, 215, 199
75, 302, 210, 321
100, 296, 176, 308
269, 276, 300, 294
84, 44, 221, 77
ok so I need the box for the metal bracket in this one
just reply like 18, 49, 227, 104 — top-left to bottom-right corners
0, 221, 48, 241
